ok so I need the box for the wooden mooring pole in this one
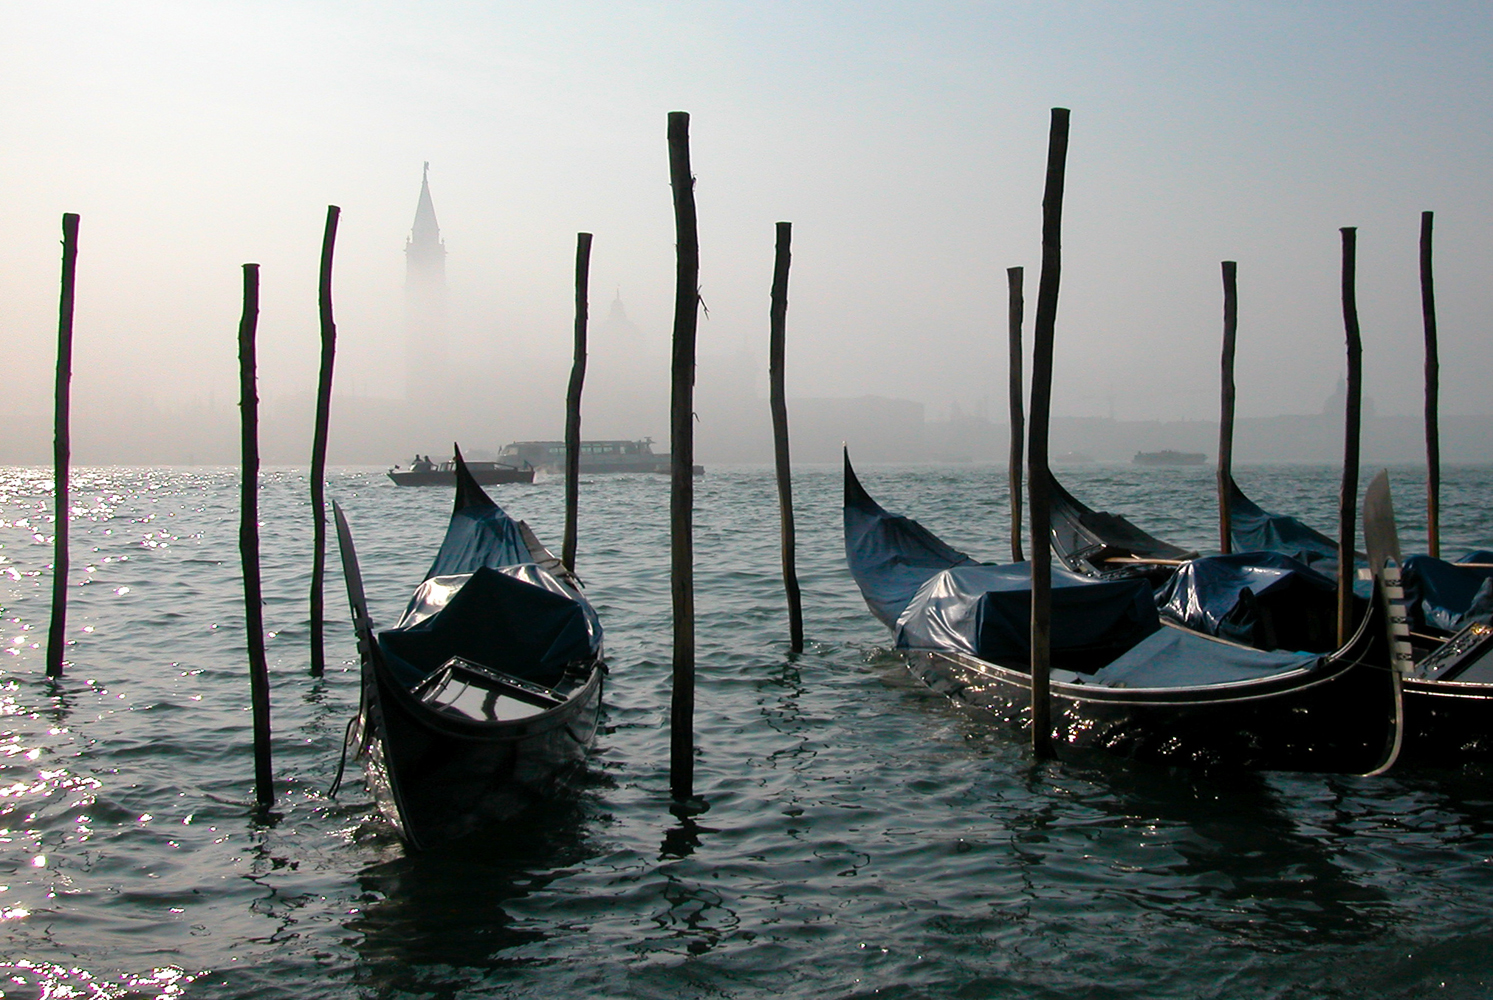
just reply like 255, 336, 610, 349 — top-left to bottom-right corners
238, 263, 275, 808
308, 206, 339, 678
1007, 266, 1025, 563
1420, 211, 1440, 559
46, 213, 79, 680
769, 221, 804, 654
1217, 260, 1238, 554
1028, 108, 1070, 761
564, 232, 592, 575
1337, 227, 1363, 648
667, 111, 700, 803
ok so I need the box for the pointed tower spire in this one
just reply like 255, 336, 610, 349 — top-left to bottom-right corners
404, 163, 448, 402
406, 162, 445, 277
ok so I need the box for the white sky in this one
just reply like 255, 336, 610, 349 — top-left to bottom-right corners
2, 1, 1490, 427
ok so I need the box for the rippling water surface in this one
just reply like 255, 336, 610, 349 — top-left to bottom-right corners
3, 462, 1493, 998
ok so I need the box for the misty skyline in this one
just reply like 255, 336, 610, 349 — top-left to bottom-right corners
3, 2, 1492, 465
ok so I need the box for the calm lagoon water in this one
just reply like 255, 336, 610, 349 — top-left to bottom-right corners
2, 462, 1493, 998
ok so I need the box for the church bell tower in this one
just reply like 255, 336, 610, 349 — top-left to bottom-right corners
405, 162, 448, 402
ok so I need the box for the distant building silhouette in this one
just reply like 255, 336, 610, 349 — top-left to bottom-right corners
1322, 376, 1376, 419
405, 162, 447, 402
597, 290, 645, 357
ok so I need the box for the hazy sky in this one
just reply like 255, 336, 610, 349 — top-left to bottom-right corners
3, 1, 1491, 434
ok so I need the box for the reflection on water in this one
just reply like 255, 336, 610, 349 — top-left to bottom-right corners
1067, 761, 1393, 950
347, 796, 595, 982
0, 960, 197, 999
1, 465, 1493, 997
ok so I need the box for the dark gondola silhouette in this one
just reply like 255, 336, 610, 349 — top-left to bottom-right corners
843, 451, 1396, 772
335, 448, 604, 847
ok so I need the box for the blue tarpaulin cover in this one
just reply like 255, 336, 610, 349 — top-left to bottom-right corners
894, 562, 1160, 663
1227, 480, 1341, 570
844, 465, 975, 627
1090, 626, 1320, 688
844, 455, 1331, 687
1155, 551, 1336, 645
423, 502, 532, 580
379, 565, 600, 689
1402, 553, 1493, 632
378, 489, 602, 689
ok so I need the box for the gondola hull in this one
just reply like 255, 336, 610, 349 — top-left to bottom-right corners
1399, 679, 1493, 764
843, 451, 1399, 773
335, 449, 605, 849
357, 657, 603, 847
906, 628, 1394, 771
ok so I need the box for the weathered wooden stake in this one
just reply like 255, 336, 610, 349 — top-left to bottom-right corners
1028, 108, 1070, 761
1217, 260, 1238, 554
1007, 266, 1025, 563
46, 213, 79, 680
1420, 211, 1440, 559
667, 111, 700, 802
564, 232, 592, 574
239, 263, 275, 808
769, 221, 804, 654
308, 206, 339, 677
1337, 227, 1363, 647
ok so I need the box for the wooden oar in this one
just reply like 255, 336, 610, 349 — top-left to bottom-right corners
331, 501, 377, 670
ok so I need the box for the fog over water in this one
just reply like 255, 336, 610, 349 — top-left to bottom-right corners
2, 3, 1492, 464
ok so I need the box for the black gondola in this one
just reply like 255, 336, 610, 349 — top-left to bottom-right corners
1057, 469, 1493, 766
1052, 474, 1351, 651
843, 452, 1396, 771
335, 450, 604, 847
1354, 472, 1493, 764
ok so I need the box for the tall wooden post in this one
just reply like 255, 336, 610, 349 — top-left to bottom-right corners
1028, 108, 1069, 760
1007, 266, 1025, 563
564, 232, 592, 574
308, 206, 339, 677
46, 213, 79, 679
1420, 211, 1440, 559
769, 221, 804, 653
1337, 227, 1363, 647
667, 111, 700, 802
1217, 260, 1238, 554
239, 263, 274, 808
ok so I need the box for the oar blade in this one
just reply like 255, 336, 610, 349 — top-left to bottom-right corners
332, 501, 377, 665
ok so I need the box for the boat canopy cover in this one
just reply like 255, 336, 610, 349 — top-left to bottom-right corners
424, 502, 532, 581
1088, 626, 1320, 689
894, 562, 1160, 665
379, 565, 601, 689
1402, 553, 1493, 632
1226, 480, 1340, 569
844, 459, 974, 627
1155, 551, 1335, 645
1049, 476, 1194, 566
